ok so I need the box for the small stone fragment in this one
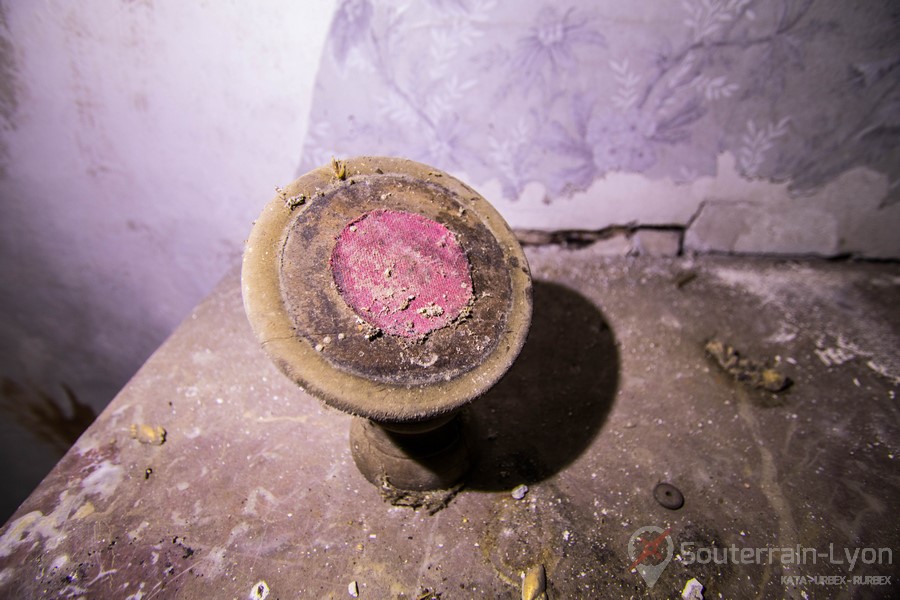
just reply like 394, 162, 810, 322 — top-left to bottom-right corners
705, 339, 791, 392
511, 484, 528, 500
522, 564, 548, 600
348, 580, 359, 597
682, 577, 704, 600
250, 580, 270, 600
416, 303, 445, 318
284, 194, 306, 210
398, 294, 416, 311
355, 318, 382, 340
129, 424, 166, 446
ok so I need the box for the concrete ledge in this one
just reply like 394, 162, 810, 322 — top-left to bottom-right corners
1, 254, 897, 598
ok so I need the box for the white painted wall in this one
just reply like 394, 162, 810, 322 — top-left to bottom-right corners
0, 0, 336, 519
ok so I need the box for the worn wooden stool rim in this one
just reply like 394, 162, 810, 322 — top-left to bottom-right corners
242, 156, 532, 423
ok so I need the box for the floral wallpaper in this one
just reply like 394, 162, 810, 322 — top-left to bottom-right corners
299, 0, 900, 207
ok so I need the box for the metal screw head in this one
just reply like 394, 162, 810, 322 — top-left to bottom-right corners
654, 482, 684, 510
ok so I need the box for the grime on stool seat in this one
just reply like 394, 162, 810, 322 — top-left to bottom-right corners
330, 209, 474, 339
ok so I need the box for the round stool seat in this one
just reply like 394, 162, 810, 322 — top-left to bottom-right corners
242, 157, 532, 491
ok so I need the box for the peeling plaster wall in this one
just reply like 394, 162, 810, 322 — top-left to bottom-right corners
303, 0, 900, 258
484, 153, 900, 257
0, 0, 898, 520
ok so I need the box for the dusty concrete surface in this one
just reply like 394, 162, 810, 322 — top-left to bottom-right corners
0, 251, 897, 599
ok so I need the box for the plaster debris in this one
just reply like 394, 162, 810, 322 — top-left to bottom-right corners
0, 455, 123, 559
814, 335, 900, 383
286, 194, 307, 210
416, 303, 445, 318
511, 484, 529, 500
250, 580, 270, 600
277, 186, 306, 210
814, 337, 859, 367
81, 460, 124, 497
766, 324, 798, 344
129, 424, 167, 445
681, 577, 704, 600
705, 340, 791, 392
348, 580, 359, 597
867, 359, 900, 384
521, 564, 548, 600
378, 477, 462, 515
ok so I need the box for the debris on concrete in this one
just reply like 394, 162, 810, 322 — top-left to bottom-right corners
348, 580, 359, 597
7, 255, 898, 598
250, 580, 270, 600
681, 577, 704, 600
511, 484, 529, 500
521, 564, 548, 600
378, 478, 463, 515
814, 337, 858, 367
129, 424, 167, 445
673, 270, 697, 288
705, 339, 791, 392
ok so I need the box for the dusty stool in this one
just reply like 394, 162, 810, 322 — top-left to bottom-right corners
242, 157, 532, 492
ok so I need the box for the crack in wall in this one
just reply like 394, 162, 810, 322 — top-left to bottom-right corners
515, 225, 686, 256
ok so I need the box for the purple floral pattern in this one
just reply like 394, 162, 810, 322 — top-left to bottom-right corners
300, 0, 900, 206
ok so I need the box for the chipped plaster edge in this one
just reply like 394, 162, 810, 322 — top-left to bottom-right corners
461, 153, 899, 259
